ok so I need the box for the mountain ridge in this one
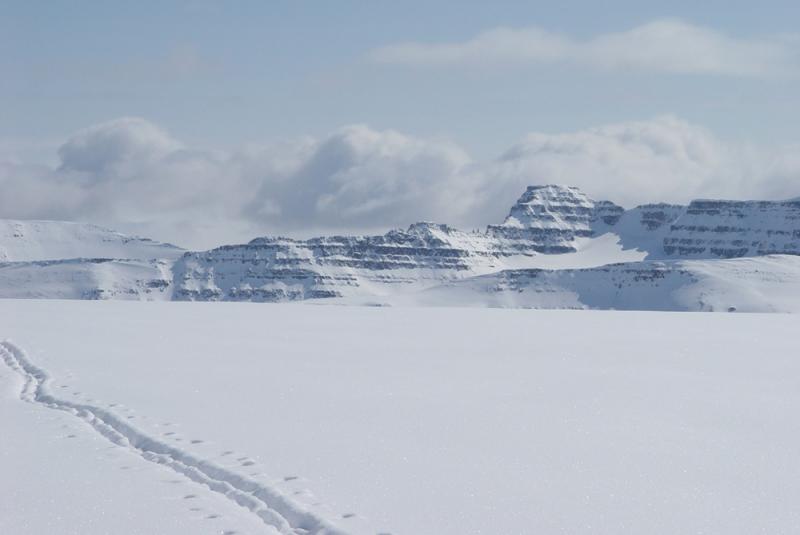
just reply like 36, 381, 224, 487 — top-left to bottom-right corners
2, 184, 800, 311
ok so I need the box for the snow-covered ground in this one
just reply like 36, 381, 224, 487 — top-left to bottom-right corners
2, 300, 800, 534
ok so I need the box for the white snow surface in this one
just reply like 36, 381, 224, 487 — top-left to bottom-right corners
0, 219, 183, 262
2, 300, 800, 534
0, 258, 173, 300
399, 254, 800, 312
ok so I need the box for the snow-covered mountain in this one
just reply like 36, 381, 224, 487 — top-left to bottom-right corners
3, 185, 800, 311
0, 219, 183, 262
0, 220, 180, 300
410, 255, 800, 313
486, 185, 623, 253
0, 258, 173, 300
662, 199, 800, 258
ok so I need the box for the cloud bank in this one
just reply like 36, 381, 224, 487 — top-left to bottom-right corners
1, 116, 798, 249
371, 19, 798, 77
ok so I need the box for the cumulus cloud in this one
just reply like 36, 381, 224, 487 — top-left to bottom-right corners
58, 117, 182, 176
0, 119, 477, 248
370, 19, 798, 77
486, 116, 727, 210
1, 116, 799, 249
244, 125, 476, 229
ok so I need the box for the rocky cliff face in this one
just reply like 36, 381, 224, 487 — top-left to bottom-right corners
173, 223, 517, 302
486, 185, 624, 253
612, 203, 686, 255
662, 199, 800, 258
171, 185, 800, 303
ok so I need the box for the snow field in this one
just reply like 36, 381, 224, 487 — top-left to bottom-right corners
2, 300, 800, 534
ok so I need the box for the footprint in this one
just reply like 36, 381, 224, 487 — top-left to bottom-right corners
66, 434, 77, 439
126, 415, 135, 419
342, 513, 356, 519
241, 460, 255, 466
183, 494, 197, 500
163, 432, 175, 436
189, 507, 202, 512
284, 476, 299, 482
236, 456, 248, 461
220, 450, 233, 456
222, 531, 238, 535
206, 514, 220, 519
190, 439, 204, 444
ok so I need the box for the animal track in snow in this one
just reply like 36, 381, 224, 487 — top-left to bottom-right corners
0, 340, 353, 535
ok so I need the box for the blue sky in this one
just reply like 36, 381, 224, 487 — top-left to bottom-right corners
2, 1, 799, 247
3, 0, 799, 156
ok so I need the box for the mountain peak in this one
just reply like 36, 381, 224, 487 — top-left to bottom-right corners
504, 185, 595, 228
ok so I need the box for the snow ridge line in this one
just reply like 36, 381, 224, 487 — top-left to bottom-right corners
0, 340, 349, 535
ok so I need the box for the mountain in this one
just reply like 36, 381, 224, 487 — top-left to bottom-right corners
410, 255, 800, 313
0, 258, 172, 300
662, 199, 800, 258
0, 220, 180, 300
0, 219, 184, 262
3, 185, 800, 311
486, 185, 623, 253
172, 219, 642, 303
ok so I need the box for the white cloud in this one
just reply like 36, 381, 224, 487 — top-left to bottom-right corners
243, 125, 476, 229
1, 116, 799, 249
58, 117, 182, 177
0, 120, 476, 248
370, 19, 798, 77
486, 116, 727, 210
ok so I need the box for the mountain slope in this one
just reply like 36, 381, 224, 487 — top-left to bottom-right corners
662, 199, 800, 258
0, 219, 184, 262
172, 222, 643, 303
407, 255, 800, 312
0, 258, 173, 300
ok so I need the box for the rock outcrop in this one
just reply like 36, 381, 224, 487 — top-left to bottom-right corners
662, 199, 800, 258
486, 185, 624, 253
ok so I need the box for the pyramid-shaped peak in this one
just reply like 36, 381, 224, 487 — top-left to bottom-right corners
484, 185, 623, 253
515, 184, 592, 204
502, 185, 599, 230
